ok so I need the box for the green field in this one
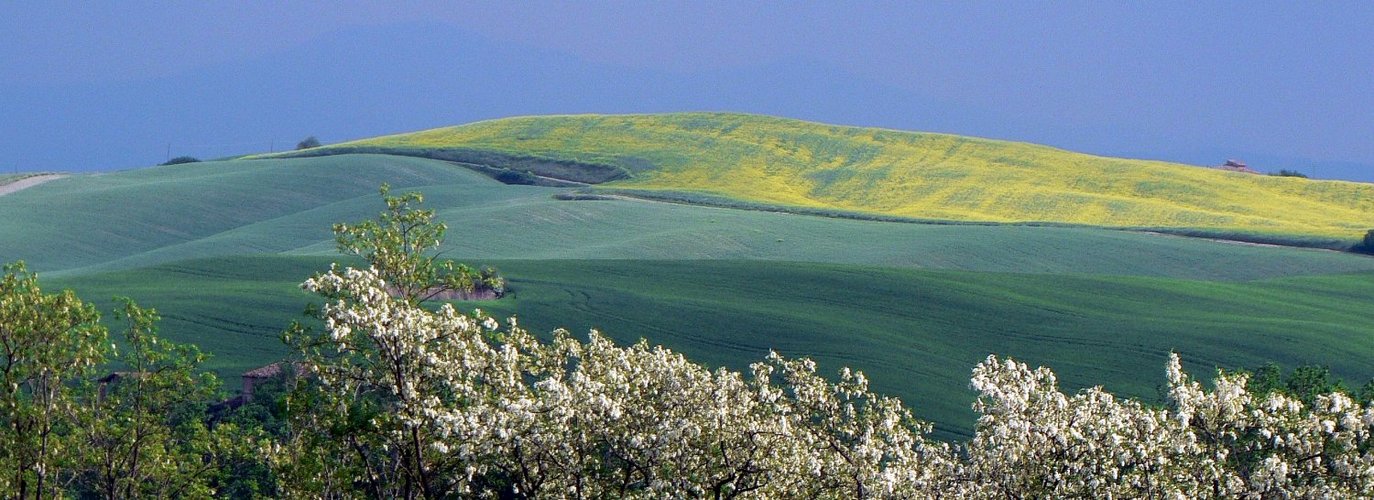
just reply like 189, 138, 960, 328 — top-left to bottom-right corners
5, 147, 1374, 440
268, 113, 1374, 244
5, 156, 1372, 281
46, 256, 1374, 440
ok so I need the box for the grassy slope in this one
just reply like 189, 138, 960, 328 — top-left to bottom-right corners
0, 155, 499, 272
48, 256, 1374, 440
294, 113, 1374, 242
4, 155, 1372, 281
10, 152, 1373, 440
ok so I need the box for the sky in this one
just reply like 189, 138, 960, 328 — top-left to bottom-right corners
2, 1, 1372, 182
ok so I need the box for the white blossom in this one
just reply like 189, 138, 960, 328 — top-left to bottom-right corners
287, 263, 1374, 498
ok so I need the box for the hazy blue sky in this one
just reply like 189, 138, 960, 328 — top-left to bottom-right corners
2, 2, 1371, 181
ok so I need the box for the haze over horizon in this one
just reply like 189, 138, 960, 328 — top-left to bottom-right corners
2, 2, 1371, 182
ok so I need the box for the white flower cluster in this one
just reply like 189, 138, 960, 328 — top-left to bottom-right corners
963, 354, 1374, 498
293, 265, 1374, 498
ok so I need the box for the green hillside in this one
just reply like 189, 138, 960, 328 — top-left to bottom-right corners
4, 155, 1371, 280
0, 155, 499, 272
48, 256, 1374, 440
275, 113, 1374, 244
6, 151, 1374, 439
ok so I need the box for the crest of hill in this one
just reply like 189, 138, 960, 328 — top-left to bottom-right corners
274, 113, 1374, 244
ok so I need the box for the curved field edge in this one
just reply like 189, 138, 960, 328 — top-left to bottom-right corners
255, 112, 1374, 246
47, 256, 1374, 440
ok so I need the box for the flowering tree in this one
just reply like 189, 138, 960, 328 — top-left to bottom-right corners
286, 264, 956, 498
280, 187, 954, 498
962, 354, 1374, 498
276, 185, 1374, 498
278, 184, 514, 497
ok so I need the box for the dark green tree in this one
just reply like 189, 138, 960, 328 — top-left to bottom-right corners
295, 136, 321, 150
1286, 364, 1348, 407
1248, 362, 1284, 395
160, 156, 201, 166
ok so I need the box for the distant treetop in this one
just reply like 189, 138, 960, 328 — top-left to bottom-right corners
296, 136, 321, 150
160, 156, 200, 166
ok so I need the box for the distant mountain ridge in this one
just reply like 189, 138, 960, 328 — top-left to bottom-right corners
268, 112, 1374, 246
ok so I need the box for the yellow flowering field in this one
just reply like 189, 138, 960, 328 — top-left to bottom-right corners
311, 113, 1374, 241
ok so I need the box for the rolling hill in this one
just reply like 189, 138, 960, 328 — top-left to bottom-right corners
271, 113, 1374, 245
4, 122, 1374, 440
5, 155, 1372, 280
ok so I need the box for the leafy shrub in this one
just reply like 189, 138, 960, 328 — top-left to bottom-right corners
295, 136, 321, 150
494, 168, 537, 185
160, 156, 200, 165
1356, 229, 1374, 254
1271, 169, 1310, 178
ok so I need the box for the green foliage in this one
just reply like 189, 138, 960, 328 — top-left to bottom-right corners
1242, 361, 1374, 410
214, 370, 296, 497
67, 298, 239, 498
1248, 362, 1284, 395
331, 184, 501, 303
0, 262, 261, 498
1285, 364, 1349, 406
0, 261, 107, 497
493, 167, 537, 184
295, 136, 321, 150
1271, 169, 1310, 178
1359, 380, 1374, 406
1358, 229, 1374, 254
161, 155, 201, 165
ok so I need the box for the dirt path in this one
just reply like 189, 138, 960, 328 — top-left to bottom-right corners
0, 174, 66, 196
